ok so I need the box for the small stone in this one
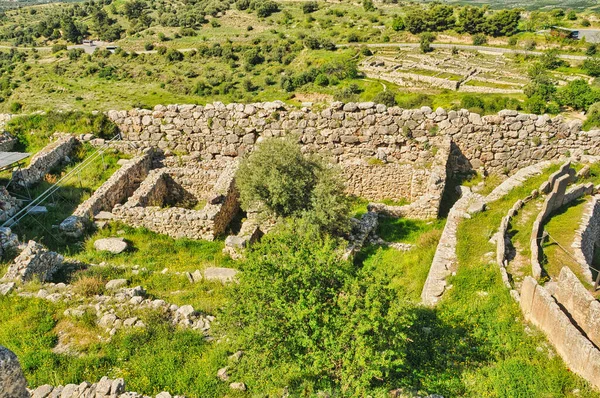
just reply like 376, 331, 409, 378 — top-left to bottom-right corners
105, 279, 128, 290
229, 382, 247, 391
217, 367, 229, 381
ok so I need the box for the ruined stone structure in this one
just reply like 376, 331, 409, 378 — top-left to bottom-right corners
12, 134, 77, 188
0, 186, 20, 224
521, 273, 600, 390
572, 194, 600, 283
1, 240, 63, 283
530, 163, 595, 279
113, 160, 239, 240
59, 151, 153, 237
106, 103, 600, 178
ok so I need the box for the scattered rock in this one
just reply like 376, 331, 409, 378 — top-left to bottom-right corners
229, 382, 247, 391
94, 237, 128, 254
105, 279, 128, 290
203, 267, 238, 283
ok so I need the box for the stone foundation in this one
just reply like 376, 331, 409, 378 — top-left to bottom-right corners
113, 160, 239, 241
12, 134, 77, 188
1, 240, 63, 283
59, 151, 153, 237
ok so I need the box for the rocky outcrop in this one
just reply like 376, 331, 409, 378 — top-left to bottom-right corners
12, 134, 77, 188
2, 240, 63, 282
0, 345, 29, 398
59, 151, 153, 238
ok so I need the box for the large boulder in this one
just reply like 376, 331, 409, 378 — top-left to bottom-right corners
0, 345, 29, 398
94, 237, 128, 254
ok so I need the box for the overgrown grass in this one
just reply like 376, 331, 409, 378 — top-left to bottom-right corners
377, 217, 444, 243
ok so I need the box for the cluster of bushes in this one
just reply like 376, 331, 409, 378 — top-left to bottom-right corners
235, 0, 279, 18
223, 138, 413, 394
281, 59, 359, 92
460, 95, 521, 114
397, 5, 520, 37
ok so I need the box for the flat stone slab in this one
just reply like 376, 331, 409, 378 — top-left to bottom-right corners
105, 279, 128, 290
94, 211, 114, 220
29, 206, 48, 215
203, 267, 238, 283
0, 282, 15, 296
94, 237, 128, 254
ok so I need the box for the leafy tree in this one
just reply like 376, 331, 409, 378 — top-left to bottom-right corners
420, 32, 435, 53
586, 44, 597, 56
472, 33, 487, 45
456, 6, 486, 34
254, 0, 279, 18
567, 10, 577, 21
524, 62, 556, 101
540, 49, 566, 70
556, 79, 600, 110
583, 102, 600, 130
61, 16, 83, 43
404, 10, 427, 34
123, 0, 147, 21
165, 49, 183, 62
485, 9, 520, 37
374, 90, 397, 107
221, 222, 413, 394
391, 16, 405, 31
235, 138, 350, 235
428, 4, 455, 31
363, 0, 376, 12
583, 56, 600, 77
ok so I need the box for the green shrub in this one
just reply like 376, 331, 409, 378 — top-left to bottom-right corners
472, 33, 487, 45
302, 1, 318, 14
221, 223, 413, 394
373, 90, 397, 107
144, 42, 154, 51
584, 102, 600, 130
235, 138, 350, 235
420, 32, 435, 53
51, 44, 67, 53
392, 17, 405, 31
9, 102, 22, 113
315, 74, 329, 87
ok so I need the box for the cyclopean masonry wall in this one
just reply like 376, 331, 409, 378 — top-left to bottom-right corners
112, 160, 239, 241
572, 194, 600, 284
554, 266, 600, 348
59, 150, 153, 237
521, 273, 600, 390
106, 103, 600, 178
12, 134, 77, 188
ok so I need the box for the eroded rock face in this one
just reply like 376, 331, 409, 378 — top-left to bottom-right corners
0, 345, 29, 398
2, 240, 63, 282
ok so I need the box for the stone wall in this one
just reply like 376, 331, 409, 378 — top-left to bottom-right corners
572, 195, 600, 284
1, 240, 63, 283
520, 276, 600, 390
59, 151, 153, 237
0, 186, 20, 224
113, 161, 239, 241
554, 266, 600, 348
12, 134, 77, 188
530, 163, 595, 279
106, 103, 600, 179
0, 132, 16, 152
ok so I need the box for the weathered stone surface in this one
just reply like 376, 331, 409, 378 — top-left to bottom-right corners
13, 134, 77, 188
105, 279, 128, 290
2, 240, 63, 282
203, 267, 238, 283
572, 194, 600, 283
94, 238, 128, 254
0, 345, 29, 398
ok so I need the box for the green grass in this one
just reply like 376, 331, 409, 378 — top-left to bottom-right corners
377, 217, 444, 244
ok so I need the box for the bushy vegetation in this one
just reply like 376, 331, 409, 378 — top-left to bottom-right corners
221, 222, 413, 395
236, 138, 350, 235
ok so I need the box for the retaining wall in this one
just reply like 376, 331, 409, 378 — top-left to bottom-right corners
520, 276, 600, 390
573, 195, 600, 283
554, 266, 600, 348
106, 103, 600, 178
12, 135, 77, 188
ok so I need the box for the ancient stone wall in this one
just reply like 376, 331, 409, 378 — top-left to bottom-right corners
554, 267, 600, 348
113, 161, 239, 241
12, 134, 77, 188
1, 240, 63, 283
520, 276, 600, 390
106, 103, 600, 179
573, 195, 600, 283
59, 151, 153, 237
